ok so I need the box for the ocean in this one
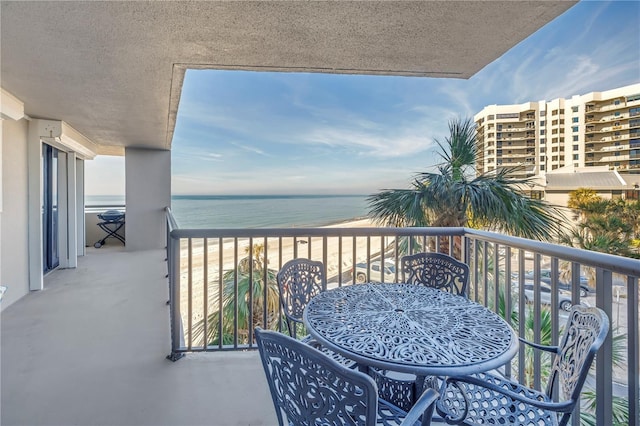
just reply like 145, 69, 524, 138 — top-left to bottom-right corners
86, 194, 371, 228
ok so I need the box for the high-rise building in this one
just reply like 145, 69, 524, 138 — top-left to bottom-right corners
474, 83, 640, 178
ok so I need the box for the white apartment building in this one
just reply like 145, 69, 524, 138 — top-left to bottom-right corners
474, 83, 640, 180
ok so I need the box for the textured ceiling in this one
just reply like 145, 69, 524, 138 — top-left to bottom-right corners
0, 1, 576, 153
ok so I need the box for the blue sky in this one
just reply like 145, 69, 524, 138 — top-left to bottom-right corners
86, 0, 639, 196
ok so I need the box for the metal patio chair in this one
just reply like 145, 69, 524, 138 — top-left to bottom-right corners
255, 327, 439, 426
435, 305, 609, 425
401, 252, 470, 297
276, 258, 356, 368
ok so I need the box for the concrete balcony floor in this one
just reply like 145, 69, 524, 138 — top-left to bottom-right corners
1, 247, 276, 426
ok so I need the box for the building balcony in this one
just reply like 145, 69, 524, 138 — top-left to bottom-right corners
600, 145, 629, 153
2, 218, 639, 425
1, 246, 277, 425
598, 155, 630, 162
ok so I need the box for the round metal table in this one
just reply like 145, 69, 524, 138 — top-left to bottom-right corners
303, 283, 519, 377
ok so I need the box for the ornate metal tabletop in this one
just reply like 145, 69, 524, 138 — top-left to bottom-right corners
303, 283, 518, 376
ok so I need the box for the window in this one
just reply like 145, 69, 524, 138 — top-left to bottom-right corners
540, 138, 545, 144
615, 112, 621, 117
572, 117, 579, 123
573, 154, 579, 160
572, 106, 579, 112
497, 124, 502, 130
615, 152, 620, 157
573, 136, 579, 142
574, 163, 579, 168
614, 100, 621, 105
540, 148, 545, 153
628, 94, 640, 102
540, 165, 545, 171
573, 144, 579, 151
572, 126, 579, 132
488, 115, 495, 120
540, 130, 545, 135
552, 109, 559, 116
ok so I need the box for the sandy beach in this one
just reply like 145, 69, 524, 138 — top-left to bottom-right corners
175, 217, 396, 344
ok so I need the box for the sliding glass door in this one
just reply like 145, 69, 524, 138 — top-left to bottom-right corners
42, 143, 59, 273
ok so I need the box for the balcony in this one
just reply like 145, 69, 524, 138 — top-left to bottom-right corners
2, 215, 639, 425
164, 211, 638, 424
1, 246, 277, 425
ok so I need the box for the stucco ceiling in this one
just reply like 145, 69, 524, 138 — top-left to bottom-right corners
0, 1, 576, 154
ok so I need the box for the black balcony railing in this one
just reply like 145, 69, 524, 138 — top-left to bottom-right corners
165, 208, 639, 425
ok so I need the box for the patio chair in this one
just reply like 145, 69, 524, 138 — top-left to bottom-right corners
401, 252, 470, 297
435, 305, 609, 426
276, 258, 356, 368
255, 327, 440, 426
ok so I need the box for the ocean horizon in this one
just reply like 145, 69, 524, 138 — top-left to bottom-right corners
86, 194, 372, 228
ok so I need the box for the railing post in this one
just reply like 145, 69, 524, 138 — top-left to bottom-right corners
628, 276, 639, 425
595, 268, 613, 425
167, 230, 184, 361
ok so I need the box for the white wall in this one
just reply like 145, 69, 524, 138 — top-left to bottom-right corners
125, 148, 170, 251
1, 118, 30, 309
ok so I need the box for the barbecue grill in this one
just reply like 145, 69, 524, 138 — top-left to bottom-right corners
94, 210, 125, 248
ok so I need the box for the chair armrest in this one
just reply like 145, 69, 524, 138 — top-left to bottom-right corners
518, 337, 559, 354
401, 388, 439, 426
445, 375, 574, 413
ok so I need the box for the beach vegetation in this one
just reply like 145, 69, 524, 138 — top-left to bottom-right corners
192, 243, 282, 346
562, 190, 640, 259
367, 118, 566, 248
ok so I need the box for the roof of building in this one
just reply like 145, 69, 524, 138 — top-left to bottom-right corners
545, 170, 628, 190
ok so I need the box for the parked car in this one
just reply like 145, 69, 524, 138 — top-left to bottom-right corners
522, 269, 593, 297
354, 260, 397, 283
514, 280, 582, 312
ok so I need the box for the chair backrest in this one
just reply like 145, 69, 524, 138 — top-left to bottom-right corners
255, 327, 378, 426
545, 306, 609, 408
401, 252, 470, 297
276, 258, 325, 335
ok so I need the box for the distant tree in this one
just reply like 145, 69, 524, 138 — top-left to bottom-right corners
562, 196, 640, 259
567, 187, 601, 210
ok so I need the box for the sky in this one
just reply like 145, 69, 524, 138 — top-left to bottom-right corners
86, 0, 640, 196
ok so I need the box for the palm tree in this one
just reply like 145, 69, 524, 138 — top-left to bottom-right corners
367, 118, 566, 247
192, 243, 282, 346
562, 194, 640, 259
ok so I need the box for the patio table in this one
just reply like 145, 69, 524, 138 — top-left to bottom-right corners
303, 283, 518, 377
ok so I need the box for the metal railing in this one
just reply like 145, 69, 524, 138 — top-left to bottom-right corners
165, 207, 639, 425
